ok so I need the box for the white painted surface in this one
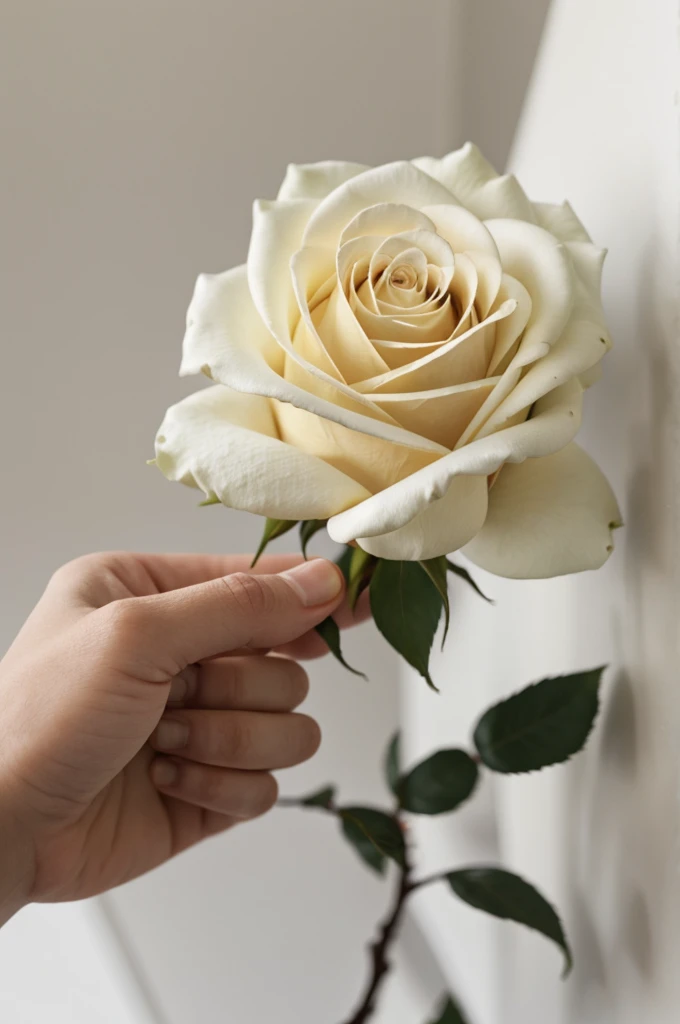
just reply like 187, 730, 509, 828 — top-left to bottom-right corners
405, 2, 680, 1023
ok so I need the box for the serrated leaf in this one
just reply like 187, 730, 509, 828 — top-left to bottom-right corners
340, 806, 406, 870
299, 519, 327, 558
384, 732, 401, 798
251, 518, 298, 567
446, 559, 492, 603
420, 556, 450, 643
446, 867, 572, 976
401, 749, 478, 815
340, 815, 386, 875
315, 616, 367, 679
473, 667, 605, 773
370, 559, 444, 689
346, 546, 377, 610
427, 995, 470, 1024
301, 785, 336, 809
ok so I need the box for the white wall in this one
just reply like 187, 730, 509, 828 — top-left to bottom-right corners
405, 2, 680, 1023
0, 2, 459, 1022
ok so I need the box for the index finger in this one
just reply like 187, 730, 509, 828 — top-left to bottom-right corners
133, 551, 310, 593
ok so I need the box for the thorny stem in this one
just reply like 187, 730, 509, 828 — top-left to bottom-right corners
340, 853, 414, 1024
276, 798, 442, 1024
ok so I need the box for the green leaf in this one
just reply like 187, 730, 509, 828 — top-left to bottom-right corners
315, 617, 367, 679
198, 494, 221, 507
473, 667, 605, 773
446, 867, 572, 976
301, 785, 336, 809
384, 732, 401, 798
251, 518, 298, 567
346, 546, 377, 610
420, 556, 450, 643
336, 545, 354, 582
401, 749, 478, 815
340, 806, 406, 870
370, 559, 444, 689
446, 559, 492, 603
299, 519, 327, 558
427, 995, 470, 1024
340, 815, 386, 875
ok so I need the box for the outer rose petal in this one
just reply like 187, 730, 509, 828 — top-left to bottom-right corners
357, 474, 489, 561
327, 379, 583, 545
155, 385, 370, 520
463, 443, 621, 578
413, 143, 537, 222
277, 161, 370, 201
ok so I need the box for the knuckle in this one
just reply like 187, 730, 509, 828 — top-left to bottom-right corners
219, 573, 277, 618
48, 552, 108, 589
294, 714, 322, 761
220, 713, 253, 764
99, 598, 146, 644
284, 660, 310, 707
252, 774, 278, 815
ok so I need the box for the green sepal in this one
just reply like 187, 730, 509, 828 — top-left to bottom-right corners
419, 556, 450, 644
299, 519, 327, 558
315, 617, 367, 679
251, 518, 298, 567
370, 559, 444, 689
446, 559, 493, 603
198, 494, 221, 507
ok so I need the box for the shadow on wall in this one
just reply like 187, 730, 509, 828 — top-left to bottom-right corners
566, 240, 680, 1022
461, 0, 553, 170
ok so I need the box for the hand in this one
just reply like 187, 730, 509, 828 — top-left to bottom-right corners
0, 551, 362, 923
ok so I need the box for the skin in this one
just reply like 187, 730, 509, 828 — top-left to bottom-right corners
0, 551, 369, 927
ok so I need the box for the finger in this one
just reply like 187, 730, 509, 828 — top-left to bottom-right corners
132, 552, 313, 593
167, 656, 309, 712
277, 587, 372, 660
151, 758, 278, 819
95, 558, 345, 672
149, 710, 321, 770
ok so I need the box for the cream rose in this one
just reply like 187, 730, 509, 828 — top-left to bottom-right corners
155, 143, 620, 577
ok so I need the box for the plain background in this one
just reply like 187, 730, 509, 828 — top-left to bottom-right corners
0, 2, 554, 1022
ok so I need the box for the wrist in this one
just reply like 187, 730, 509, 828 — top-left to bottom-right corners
0, 788, 34, 926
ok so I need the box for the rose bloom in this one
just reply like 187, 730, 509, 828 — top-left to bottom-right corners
156, 144, 621, 577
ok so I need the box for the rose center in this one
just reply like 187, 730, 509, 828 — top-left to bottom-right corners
389, 264, 417, 289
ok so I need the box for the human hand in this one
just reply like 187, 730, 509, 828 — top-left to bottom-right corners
0, 551, 361, 923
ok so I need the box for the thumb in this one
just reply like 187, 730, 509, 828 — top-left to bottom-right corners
107, 559, 346, 675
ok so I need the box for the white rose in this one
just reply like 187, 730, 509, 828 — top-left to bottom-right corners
155, 143, 620, 577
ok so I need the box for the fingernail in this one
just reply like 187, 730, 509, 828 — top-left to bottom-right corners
281, 560, 344, 607
151, 757, 179, 787
153, 717, 189, 751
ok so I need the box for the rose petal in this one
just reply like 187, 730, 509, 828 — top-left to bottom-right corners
274, 398, 441, 493
463, 443, 621, 578
327, 379, 583, 544
357, 474, 489, 561
414, 144, 536, 221
371, 378, 499, 448
302, 161, 457, 249
277, 160, 370, 201
353, 300, 516, 395
183, 265, 447, 454
155, 385, 370, 519
533, 201, 591, 243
